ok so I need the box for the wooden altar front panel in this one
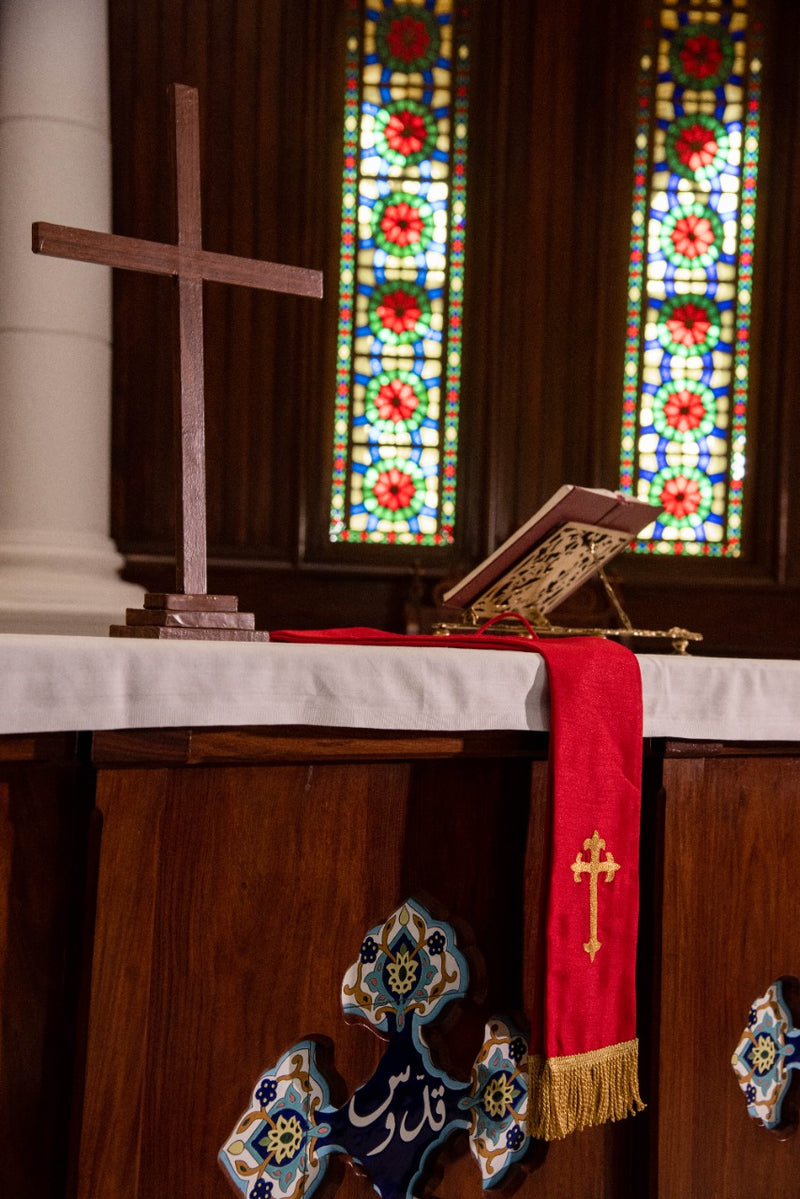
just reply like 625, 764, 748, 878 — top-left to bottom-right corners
4, 728, 800, 1197
654, 747, 800, 1199
0, 734, 87, 1198
70, 729, 641, 1198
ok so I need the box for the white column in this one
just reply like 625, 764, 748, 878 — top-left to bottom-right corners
0, 0, 143, 634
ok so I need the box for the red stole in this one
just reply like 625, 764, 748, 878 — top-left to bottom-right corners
270, 626, 645, 1138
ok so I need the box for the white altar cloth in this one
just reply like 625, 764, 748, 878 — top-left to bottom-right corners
0, 633, 798, 742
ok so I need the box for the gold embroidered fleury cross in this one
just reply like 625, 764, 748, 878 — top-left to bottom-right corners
571, 830, 620, 962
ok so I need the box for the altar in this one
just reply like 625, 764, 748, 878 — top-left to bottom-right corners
2, 635, 800, 1197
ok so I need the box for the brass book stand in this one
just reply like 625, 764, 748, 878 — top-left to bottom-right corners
435, 488, 702, 654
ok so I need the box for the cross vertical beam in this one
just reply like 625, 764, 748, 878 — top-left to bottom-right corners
170, 83, 207, 595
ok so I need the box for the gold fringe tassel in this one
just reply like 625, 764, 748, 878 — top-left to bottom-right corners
527, 1038, 645, 1141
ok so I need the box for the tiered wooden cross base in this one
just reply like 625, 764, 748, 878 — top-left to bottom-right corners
110, 594, 269, 641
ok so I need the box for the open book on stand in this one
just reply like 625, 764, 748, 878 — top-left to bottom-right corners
436, 485, 702, 653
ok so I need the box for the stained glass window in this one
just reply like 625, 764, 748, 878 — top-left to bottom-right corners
619, 0, 762, 555
330, 0, 469, 545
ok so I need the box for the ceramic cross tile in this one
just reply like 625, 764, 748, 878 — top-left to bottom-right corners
219, 898, 530, 1197
732, 979, 800, 1132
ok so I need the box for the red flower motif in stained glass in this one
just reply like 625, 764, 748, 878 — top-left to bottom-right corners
375, 378, 419, 423
380, 201, 424, 248
373, 467, 416, 511
376, 288, 422, 335
387, 15, 431, 64
670, 213, 715, 259
663, 388, 706, 433
666, 302, 712, 347
660, 475, 702, 518
674, 123, 718, 173
679, 33, 724, 81
385, 110, 428, 158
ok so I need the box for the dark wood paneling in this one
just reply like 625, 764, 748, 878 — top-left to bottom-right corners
462, 0, 647, 546
0, 732, 78, 763
656, 756, 800, 1196
108, 0, 345, 563
0, 749, 87, 1198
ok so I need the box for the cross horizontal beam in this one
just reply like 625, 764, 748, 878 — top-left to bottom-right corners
32, 221, 323, 299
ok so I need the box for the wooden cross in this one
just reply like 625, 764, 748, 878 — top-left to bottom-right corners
32, 83, 323, 640
571, 829, 620, 962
